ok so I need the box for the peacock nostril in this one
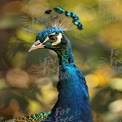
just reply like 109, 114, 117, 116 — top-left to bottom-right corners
35, 42, 40, 46
35, 40, 41, 46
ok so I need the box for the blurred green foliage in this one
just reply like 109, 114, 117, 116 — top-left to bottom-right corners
0, 0, 122, 122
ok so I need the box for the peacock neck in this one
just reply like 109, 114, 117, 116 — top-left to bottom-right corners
56, 49, 69, 65
45, 43, 92, 122
56, 40, 74, 65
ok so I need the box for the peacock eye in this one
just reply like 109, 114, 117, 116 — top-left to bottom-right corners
49, 35, 57, 42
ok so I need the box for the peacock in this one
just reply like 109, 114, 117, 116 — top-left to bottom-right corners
4, 7, 92, 122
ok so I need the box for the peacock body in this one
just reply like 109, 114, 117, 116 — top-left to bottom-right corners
5, 7, 92, 122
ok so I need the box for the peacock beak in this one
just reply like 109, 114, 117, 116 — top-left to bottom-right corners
28, 40, 45, 52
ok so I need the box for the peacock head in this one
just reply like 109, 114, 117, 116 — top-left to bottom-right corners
28, 7, 83, 53
28, 27, 69, 52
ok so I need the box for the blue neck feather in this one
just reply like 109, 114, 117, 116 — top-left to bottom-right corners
56, 37, 75, 65
43, 38, 92, 122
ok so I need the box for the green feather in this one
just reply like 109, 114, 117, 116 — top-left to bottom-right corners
4, 112, 51, 122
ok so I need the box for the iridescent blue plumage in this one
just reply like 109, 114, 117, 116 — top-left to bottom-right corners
54, 7, 65, 14
36, 27, 64, 40
65, 11, 72, 16
70, 12, 79, 21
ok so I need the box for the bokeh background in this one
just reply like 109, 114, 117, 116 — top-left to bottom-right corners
0, 0, 122, 122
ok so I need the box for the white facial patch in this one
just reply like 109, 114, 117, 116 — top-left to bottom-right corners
43, 37, 49, 44
52, 33, 62, 46
49, 33, 56, 36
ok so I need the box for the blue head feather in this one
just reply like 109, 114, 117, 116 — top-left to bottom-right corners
36, 27, 64, 41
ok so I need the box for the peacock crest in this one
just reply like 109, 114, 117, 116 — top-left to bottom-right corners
42, 7, 83, 30
21, 7, 83, 34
